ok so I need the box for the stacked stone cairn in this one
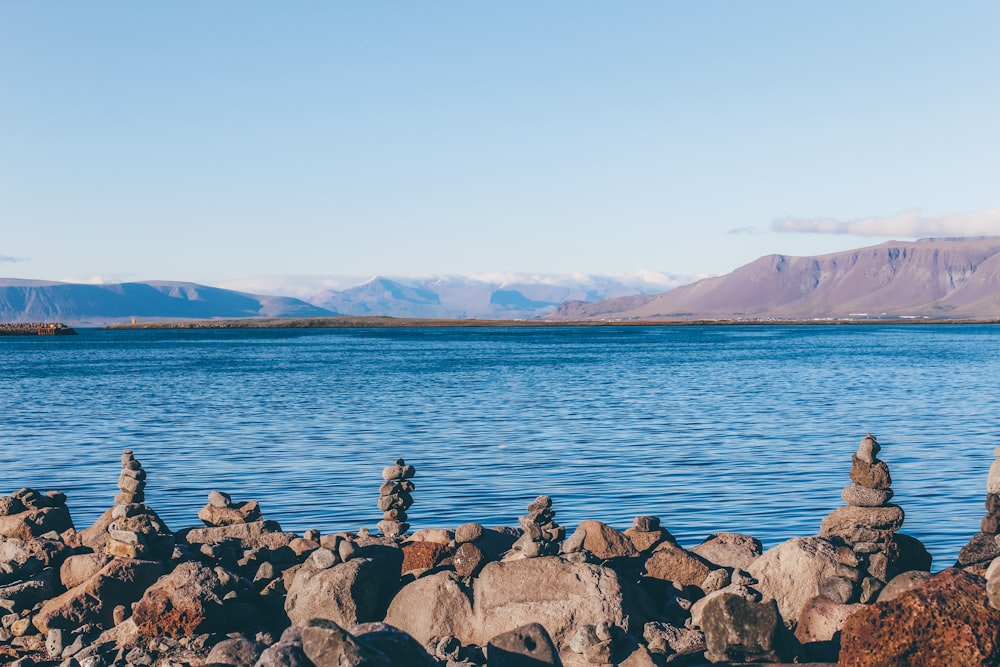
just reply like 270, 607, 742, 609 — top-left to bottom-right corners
507, 495, 564, 559
377, 458, 415, 539
819, 434, 906, 602
105, 449, 174, 560
956, 446, 1000, 573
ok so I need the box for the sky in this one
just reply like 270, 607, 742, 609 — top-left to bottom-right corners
2, 2, 999, 291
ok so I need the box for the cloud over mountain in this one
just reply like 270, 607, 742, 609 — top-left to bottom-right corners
773, 207, 1000, 237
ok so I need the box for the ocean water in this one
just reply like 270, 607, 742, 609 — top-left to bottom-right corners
2, 324, 997, 570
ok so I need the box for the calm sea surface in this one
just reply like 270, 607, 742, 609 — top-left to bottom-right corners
2, 324, 998, 569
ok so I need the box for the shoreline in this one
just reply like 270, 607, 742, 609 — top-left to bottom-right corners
103, 315, 1000, 330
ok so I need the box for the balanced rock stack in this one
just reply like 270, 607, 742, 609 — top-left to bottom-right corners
105, 449, 174, 560
377, 458, 415, 539
507, 495, 565, 559
956, 446, 1000, 572
819, 434, 906, 602
197, 490, 263, 527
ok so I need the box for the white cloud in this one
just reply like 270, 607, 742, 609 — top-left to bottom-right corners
0, 255, 28, 264
772, 207, 1000, 237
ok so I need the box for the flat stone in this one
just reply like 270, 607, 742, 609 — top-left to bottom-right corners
842, 484, 893, 507
820, 504, 904, 536
957, 532, 1000, 566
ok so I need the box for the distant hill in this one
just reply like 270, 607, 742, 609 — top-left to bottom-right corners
0, 280, 335, 326
547, 237, 1000, 321
308, 273, 686, 319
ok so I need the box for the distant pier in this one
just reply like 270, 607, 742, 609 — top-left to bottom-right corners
0, 322, 77, 336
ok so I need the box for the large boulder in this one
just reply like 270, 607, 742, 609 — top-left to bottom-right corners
0, 535, 72, 584
351, 622, 439, 667
131, 560, 237, 637
385, 556, 639, 657
301, 618, 391, 667
33, 558, 164, 633
285, 557, 386, 628
747, 536, 852, 624
839, 568, 1000, 666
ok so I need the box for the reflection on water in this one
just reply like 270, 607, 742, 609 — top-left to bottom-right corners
2, 324, 998, 570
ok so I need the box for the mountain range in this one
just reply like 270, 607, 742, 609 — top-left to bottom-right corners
548, 237, 1000, 321
4, 237, 1000, 325
0, 273, 684, 326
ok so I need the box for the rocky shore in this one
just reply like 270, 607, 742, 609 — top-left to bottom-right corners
3, 438, 1000, 666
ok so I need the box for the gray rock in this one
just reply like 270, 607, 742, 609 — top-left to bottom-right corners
841, 484, 893, 508
206, 636, 265, 666
878, 570, 933, 602
486, 622, 562, 666
632, 516, 660, 532
285, 558, 382, 629
351, 622, 438, 667
209, 491, 232, 508
957, 532, 1000, 566
699, 592, 796, 663
691, 532, 763, 571
301, 618, 390, 667
310, 548, 339, 570
455, 523, 485, 545
818, 575, 856, 604
820, 504, 905, 536
856, 434, 881, 463
254, 642, 311, 667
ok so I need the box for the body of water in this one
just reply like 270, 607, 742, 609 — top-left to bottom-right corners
2, 324, 997, 569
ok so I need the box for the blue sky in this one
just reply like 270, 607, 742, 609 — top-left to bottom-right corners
2, 2, 998, 288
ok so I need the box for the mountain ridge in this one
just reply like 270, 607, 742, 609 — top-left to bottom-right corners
547, 237, 1000, 321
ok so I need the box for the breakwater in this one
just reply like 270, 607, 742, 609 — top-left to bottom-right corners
0, 322, 76, 336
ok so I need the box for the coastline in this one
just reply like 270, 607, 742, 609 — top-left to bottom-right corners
103, 315, 1000, 330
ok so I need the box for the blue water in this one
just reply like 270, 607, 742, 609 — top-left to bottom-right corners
2, 325, 998, 570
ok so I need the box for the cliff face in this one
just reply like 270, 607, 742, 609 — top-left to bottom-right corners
548, 237, 1000, 321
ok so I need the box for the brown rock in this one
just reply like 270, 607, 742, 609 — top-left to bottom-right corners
33, 558, 163, 633
59, 553, 113, 590
877, 570, 933, 602
839, 568, 1000, 666
849, 455, 892, 489
284, 557, 383, 628
690, 532, 763, 571
795, 595, 862, 644
622, 527, 669, 553
131, 561, 231, 637
0, 507, 74, 540
197, 500, 263, 527
643, 541, 713, 588
699, 591, 795, 663
747, 536, 850, 624
383, 571, 475, 646
570, 520, 638, 560
401, 541, 450, 574
453, 542, 487, 577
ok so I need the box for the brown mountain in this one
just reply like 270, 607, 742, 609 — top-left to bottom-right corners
548, 237, 1000, 321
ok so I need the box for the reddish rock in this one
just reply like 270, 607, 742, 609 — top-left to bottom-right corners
131, 561, 230, 637
849, 455, 892, 490
401, 541, 450, 574
643, 541, 713, 588
571, 520, 638, 560
34, 558, 164, 633
838, 568, 1000, 666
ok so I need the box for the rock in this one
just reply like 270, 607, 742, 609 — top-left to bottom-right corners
0, 535, 71, 584
817, 575, 856, 604
33, 558, 163, 633
699, 591, 795, 663
690, 532, 763, 571
958, 532, 1000, 567
856, 434, 880, 463
208, 490, 232, 508
351, 622, 439, 667
59, 553, 112, 590
255, 642, 311, 667
285, 557, 384, 628
643, 621, 706, 656
622, 527, 669, 554
795, 595, 861, 644
568, 520, 638, 560
198, 500, 263, 527
0, 507, 74, 540
301, 618, 390, 667
987, 558, 1000, 611
839, 568, 1000, 666
179, 521, 289, 550
454, 542, 487, 578
747, 535, 849, 624
0, 567, 57, 611
408, 528, 453, 545
841, 484, 893, 507
131, 561, 232, 637
878, 570, 932, 602
642, 541, 713, 588
455, 522, 485, 544
820, 505, 905, 537
401, 541, 450, 574
486, 622, 562, 666
206, 636, 265, 666
383, 572, 476, 646
849, 455, 892, 489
